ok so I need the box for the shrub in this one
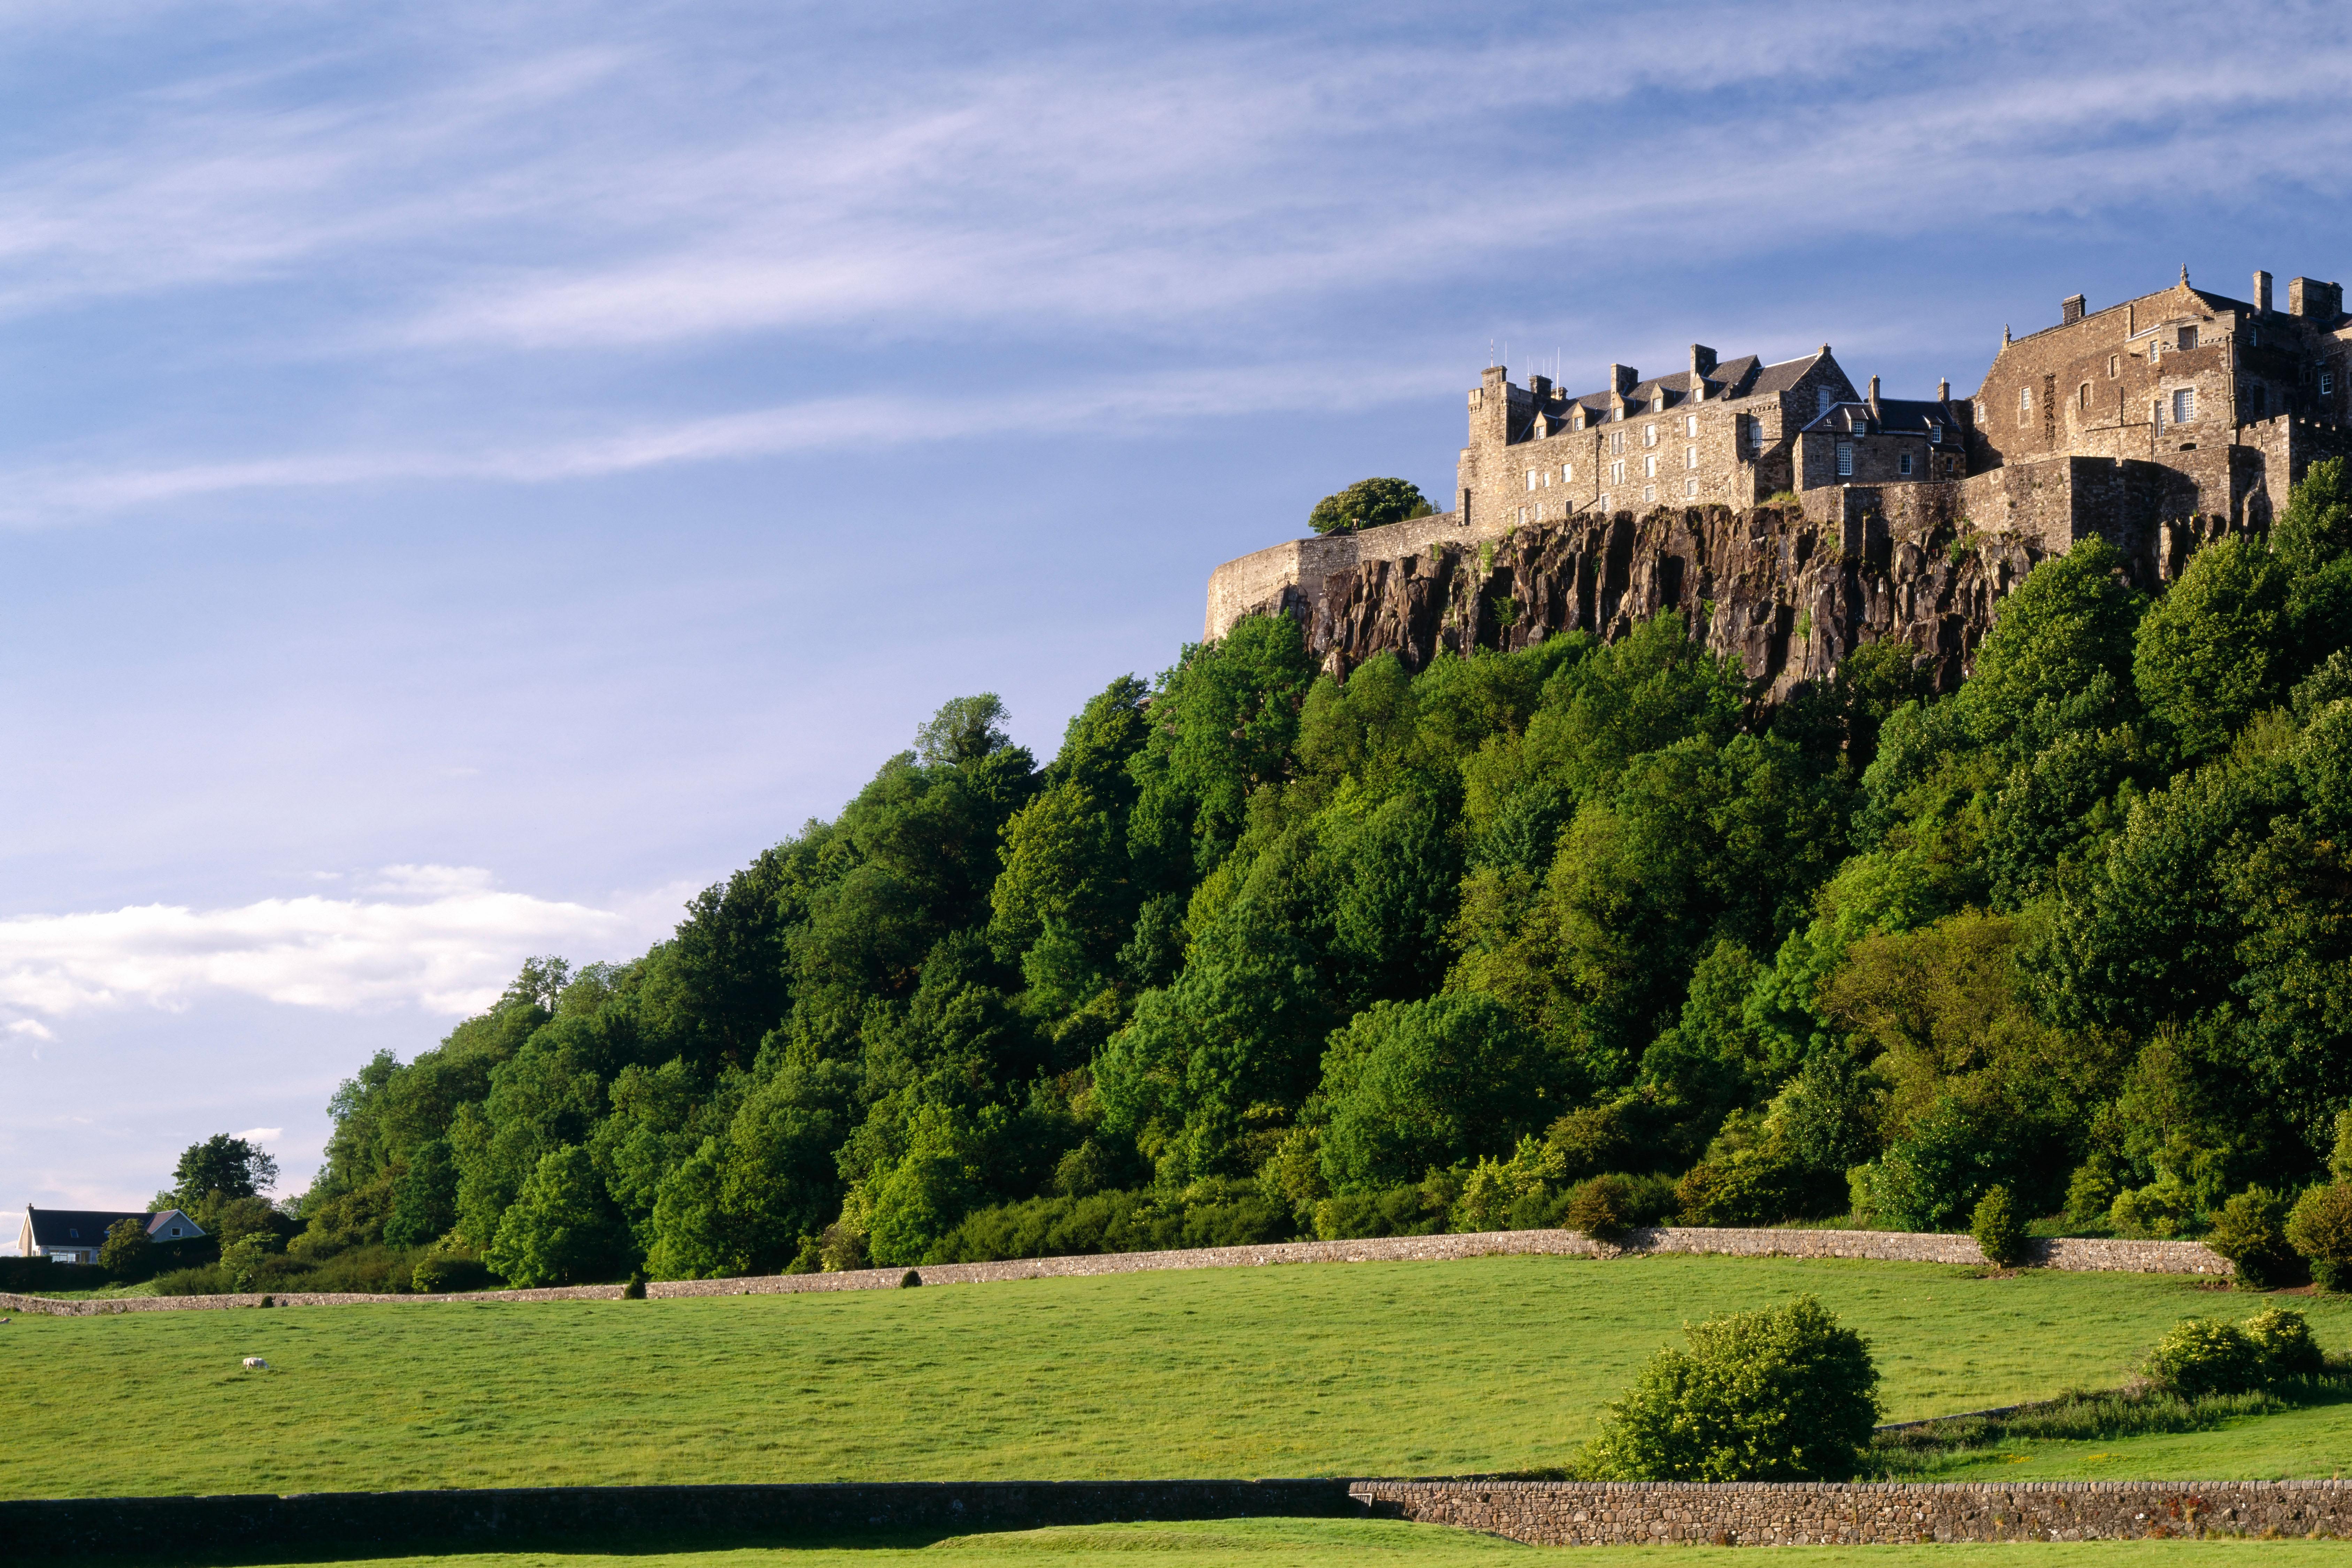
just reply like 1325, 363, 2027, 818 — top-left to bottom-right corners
98, 1217, 154, 1278
2286, 1182, 2352, 1291
1971, 1184, 2028, 1268
1566, 1173, 1638, 1241
2242, 1308, 2325, 1379
2065, 1160, 2122, 1228
1313, 1184, 1447, 1241
2144, 1317, 2263, 1397
412, 1251, 492, 1295
1306, 477, 1433, 536
2207, 1186, 2302, 1290
2111, 1180, 2196, 1239
1582, 1294, 1881, 1481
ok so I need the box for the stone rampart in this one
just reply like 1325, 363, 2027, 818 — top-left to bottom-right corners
0, 1226, 2225, 1317
1350, 1479, 2352, 1545
1203, 510, 1479, 640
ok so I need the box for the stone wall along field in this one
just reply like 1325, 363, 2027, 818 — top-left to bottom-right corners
1350, 1479, 2352, 1546
0, 1225, 2226, 1317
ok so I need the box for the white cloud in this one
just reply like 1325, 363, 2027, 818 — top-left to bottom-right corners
232, 1126, 283, 1145
7, 1019, 56, 1040
0, 868, 659, 1018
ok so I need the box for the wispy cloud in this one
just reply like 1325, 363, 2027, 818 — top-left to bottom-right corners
0, 867, 659, 1018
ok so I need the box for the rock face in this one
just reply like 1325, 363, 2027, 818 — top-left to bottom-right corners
1301, 504, 2050, 699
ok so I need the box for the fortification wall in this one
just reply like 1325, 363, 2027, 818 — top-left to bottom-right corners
1203, 510, 1477, 640
0, 1226, 2225, 1317
1351, 1479, 2352, 1545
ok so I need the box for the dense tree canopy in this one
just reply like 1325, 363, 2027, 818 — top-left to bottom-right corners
251, 466, 2352, 1290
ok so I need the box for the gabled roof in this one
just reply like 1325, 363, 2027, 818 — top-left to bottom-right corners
22, 1205, 203, 1247
1745, 349, 1834, 398
1800, 397, 1963, 445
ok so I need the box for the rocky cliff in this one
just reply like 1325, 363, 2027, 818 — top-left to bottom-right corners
1293, 504, 2048, 699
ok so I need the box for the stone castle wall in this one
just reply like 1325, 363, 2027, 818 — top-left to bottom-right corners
0, 1225, 2224, 1317
1350, 1479, 2352, 1545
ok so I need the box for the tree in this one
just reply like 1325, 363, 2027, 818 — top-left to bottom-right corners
1315, 994, 1559, 1191
1963, 537, 2144, 750
915, 693, 1013, 768
173, 1134, 278, 1208
98, 1216, 151, 1277
382, 1139, 459, 1249
1582, 1294, 1881, 1481
2132, 536, 2291, 761
1307, 477, 1432, 536
485, 1145, 631, 1287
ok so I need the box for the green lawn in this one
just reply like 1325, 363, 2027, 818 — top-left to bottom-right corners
216, 1521, 2352, 1567
5, 1253, 2348, 1500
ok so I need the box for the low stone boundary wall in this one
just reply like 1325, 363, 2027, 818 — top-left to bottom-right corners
0, 1479, 1359, 1561
0, 1226, 2226, 1316
1350, 1479, 2352, 1545
7, 1478, 2348, 1559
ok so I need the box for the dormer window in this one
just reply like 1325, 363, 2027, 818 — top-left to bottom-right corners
1651, 394, 1665, 412
1572, 410, 1585, 430
2178, 326, 2198, 352
1929, 422, 1943, 444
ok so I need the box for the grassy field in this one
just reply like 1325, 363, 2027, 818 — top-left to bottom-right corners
6, 1253, 2350, 1500
200, 1522, 2352, 1567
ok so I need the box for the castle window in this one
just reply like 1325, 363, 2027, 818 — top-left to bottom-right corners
1745, 416, 1765, 452
1685, 415, 1699, 438
1562, 463, 1573, 483
1945, 455, 1957, 476
1899, 451, 1913, 476
1929, 422, 1942, 444
1644, 424, 1658, 447
1683, 478, 1699, 498
1684, 445, 1699, 470
1572, 410, 1585, 430
1817, 387, 1832, 417
1643, 454, 1658, 479
2078, 383, 2090, 409
1525, 469, 1538, 491
2109, 355, 2120, 378
1610, 431, 1625, 455
2326, 371, 2337, 396
1599, 493, 1610, 511
1517, 507, 1528, 525
2173, 388, 2196, 424
1610, 460, 1625, 485
1642, 484, 1656, 502
1836, 441, 1854, 477
2018, 385, 2033, 422
1652, 394, 1665, 412
2178, 326, 2198, 352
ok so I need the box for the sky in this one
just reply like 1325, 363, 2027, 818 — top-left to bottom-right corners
7, 0, 2352, 1244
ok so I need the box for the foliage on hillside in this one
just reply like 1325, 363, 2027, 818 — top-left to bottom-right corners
259, 461, 2352, 1288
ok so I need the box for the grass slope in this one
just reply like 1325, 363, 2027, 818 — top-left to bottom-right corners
7, 1254, 2349, 1500
220, 1523, 2352, 1568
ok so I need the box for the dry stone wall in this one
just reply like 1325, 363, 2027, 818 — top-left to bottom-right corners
0, 1225, 2225, 1317
1350, 1479, 2352, 1545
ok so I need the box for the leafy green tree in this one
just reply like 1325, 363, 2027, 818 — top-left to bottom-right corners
382, 1138, 459, 1248
485, 1144, 631, 1287
174, 1134, 278, 1207
1315, 993, 1559, 1191
1128, 615, 1317, 882
916, 693, 1013, 767
1962, 537, 2143, 750
1306, 476, 1432, 535
98, 1216, 151, 1277
1582, 1295, 1881, 1480
2273, 457, 2352, 575
2133, 536, 2292, 760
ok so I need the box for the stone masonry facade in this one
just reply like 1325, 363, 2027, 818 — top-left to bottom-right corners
1350, 1479, 2352, 1545
0, 1224, 2224, 1316
1205, 264, 2352, 682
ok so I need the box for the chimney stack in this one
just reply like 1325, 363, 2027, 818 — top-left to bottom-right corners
1937, 378, 1950, 402
1868, 374, 1881, 410
2061, 293, 2086, 325
2254, 271, 2273, 313
1610, 363, 1639, 395
1529, 374, 1552, 399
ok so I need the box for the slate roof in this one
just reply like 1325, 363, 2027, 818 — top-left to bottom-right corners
1548, 349, 1824, 423
22, 1205, 202, 1248
1800, 398, 1965, 445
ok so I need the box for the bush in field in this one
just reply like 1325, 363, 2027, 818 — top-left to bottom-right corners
1970, 1184, 2028, 1268
2207, 1186, 2301, 1290
1582, 1294, 1881, 1481
2144, 1317, 2263, 1397
2242, 1308, 2325, 1379
1566, 1173, 1639, 1241
2286, 1182, 2352, 1292
98, 1217, 153, 1278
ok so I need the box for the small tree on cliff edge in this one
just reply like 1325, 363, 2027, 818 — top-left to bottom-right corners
1308, 477, 1434, 536
1582, 1294, 1881, 1481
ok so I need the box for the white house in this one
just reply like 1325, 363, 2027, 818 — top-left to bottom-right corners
16, 1205, 204, 1265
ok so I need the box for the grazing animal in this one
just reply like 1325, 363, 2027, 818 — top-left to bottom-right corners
241, 1356, 268, 1370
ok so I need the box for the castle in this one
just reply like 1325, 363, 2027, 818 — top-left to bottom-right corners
1206, 266, 2352, 647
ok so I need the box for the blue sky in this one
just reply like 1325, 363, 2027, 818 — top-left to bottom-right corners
7, 0, 2352, 1241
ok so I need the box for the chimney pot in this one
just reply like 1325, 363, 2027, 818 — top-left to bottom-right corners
2062, 293, 2086, 325
1610, 363, 1638, 395
1937, 378, 1950, 402
2254, 271, 2274, 313
1868, 375, 1881, 408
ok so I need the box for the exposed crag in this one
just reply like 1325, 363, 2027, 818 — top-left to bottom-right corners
1300, 504, 2051, 699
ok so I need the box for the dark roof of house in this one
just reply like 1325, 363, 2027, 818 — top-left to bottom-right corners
1800, 398, 1964, 445
22, 1206, 201, 1246
1745, 350, 1832, 398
